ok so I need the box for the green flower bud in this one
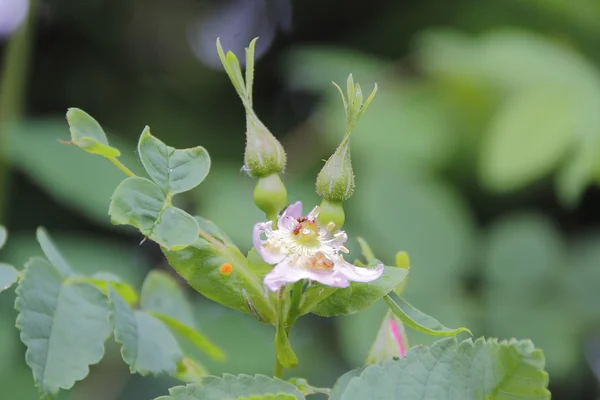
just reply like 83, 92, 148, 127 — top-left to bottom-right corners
316, 198, 345, 230
315, 136, 354, 201
315, 74, 377, 202
216, 37, 287, 178
254, 174, 288, 222
244, 114, 287, 178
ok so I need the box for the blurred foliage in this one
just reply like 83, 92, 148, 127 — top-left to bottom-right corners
2, 0, 600, 398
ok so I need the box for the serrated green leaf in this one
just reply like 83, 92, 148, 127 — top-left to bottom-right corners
0, 225, 6, 249
137, 127, 210, 194
155, 374, 305, 399
331, 337, 550, 400
163, 237, 276, 323
0, 263, 19, 292
287, 378, 330, 397
109, 177, 200, 250
305, 266, 409, 317
15, 257, 111, 396
384, 294, 471, 337
36, 227, 72, 276
479, 87, 575, 192
108, 287, 183, 376
66, 108, 121, 157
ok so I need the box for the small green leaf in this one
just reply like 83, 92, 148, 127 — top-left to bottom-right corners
109, 177, 200, 250
0, 225, 6, 249
151, 313, 226, 362
66, 108, 121, 157
275, 314, 298, 369
384, 294, 471, 337
163, 238, 276, 323
36, 227, 72, 276
0, 263, 19, 292
15, 257, 111, 396
108, 288, 183, 376
305, 266, 409, 317
330, 337, 550, 400
138, 127, 210, 194
155, 374, 305, 399
175, 356, 209, 383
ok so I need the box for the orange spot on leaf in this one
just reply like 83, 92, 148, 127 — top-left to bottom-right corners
219, 263, 233, 275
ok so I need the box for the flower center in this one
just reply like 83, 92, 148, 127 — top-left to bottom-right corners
292, 218, 319, 245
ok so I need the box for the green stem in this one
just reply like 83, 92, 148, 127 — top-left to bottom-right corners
108, 156, 136, 177
0, 0, 36, 223
287, 280, 304, 326
273, 357, 284, 379
273, 286, 286, 378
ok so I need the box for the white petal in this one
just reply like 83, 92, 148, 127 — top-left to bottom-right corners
306, 269, 351, 288
263, 259, 311, 292
253, 222, 286, 264
279, 201, 303, 230
335, 259, 384, 283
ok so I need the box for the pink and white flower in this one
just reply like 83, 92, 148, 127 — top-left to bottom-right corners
253, 201, 384, 292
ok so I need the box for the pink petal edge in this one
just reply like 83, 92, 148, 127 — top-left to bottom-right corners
389, 319, 407, 358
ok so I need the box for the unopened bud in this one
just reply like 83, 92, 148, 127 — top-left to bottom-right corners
216, 37, 287, 178
244, 115, 287, 177
254, 174, 288, 222
317, 198, 345, 230
315, 136, 354, 201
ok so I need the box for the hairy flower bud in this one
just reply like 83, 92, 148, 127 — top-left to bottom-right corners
315, 136, 354, 202
244, 114, 286, 177
216, 37, 287, 178
315, 74, 376, 204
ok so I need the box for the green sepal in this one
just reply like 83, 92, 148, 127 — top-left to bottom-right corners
384, 293, 471, 337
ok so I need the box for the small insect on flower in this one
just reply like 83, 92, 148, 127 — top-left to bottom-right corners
253, 201, 384, 292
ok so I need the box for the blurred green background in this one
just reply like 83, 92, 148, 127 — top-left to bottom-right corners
2, 0, 600, 398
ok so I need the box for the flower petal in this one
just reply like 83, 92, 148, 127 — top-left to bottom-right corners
263, 259, 311, 291
253, 222, 286, 264
334, 259, 384, 283
279, 201, 303, 230
306, 269, 351, 288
